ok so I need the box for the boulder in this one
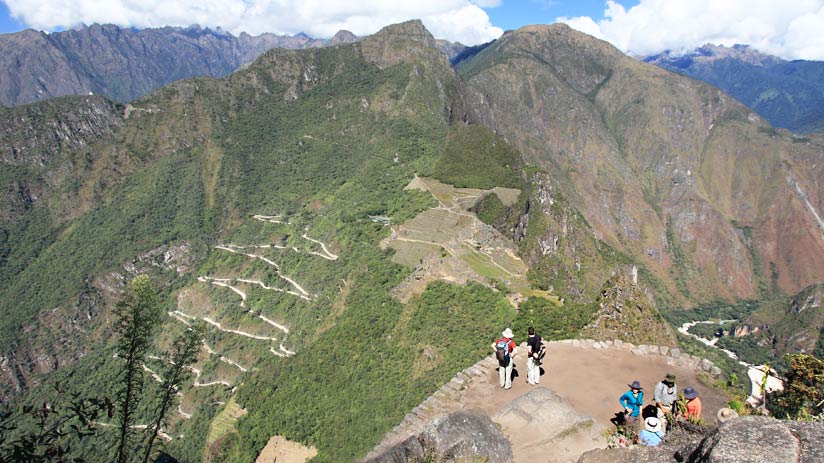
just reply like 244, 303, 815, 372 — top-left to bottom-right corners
496, 387, 605, 462
365, 411, 512, 463
363, 436, 425, 463
419, 411, 513, 463
689, 416, 800, 462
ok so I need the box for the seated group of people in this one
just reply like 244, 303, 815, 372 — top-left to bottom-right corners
618, 373, 702, 447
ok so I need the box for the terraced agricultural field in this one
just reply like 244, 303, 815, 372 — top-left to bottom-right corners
385, 177, 556, 304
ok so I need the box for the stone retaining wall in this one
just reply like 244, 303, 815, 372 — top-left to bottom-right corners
361, 339, 725, 462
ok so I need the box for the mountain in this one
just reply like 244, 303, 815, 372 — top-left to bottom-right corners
718, 283, 824, 365
458, 24, 824, 307
645, 44, 824, 133
0, 24, 357, 106
1, 19, 823, 463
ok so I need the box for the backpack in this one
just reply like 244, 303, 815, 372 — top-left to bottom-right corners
495, 338, 511, 366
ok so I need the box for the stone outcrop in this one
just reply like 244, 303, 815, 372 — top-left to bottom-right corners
364, 411, 513, 463
579, 416, 824, 463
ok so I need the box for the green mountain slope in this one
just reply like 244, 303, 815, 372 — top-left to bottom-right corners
1, 19, 823, 463
645, 45, 824, 134
458, 23, 824, 308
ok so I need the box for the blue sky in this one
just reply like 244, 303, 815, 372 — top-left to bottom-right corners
483, 0, 634, 32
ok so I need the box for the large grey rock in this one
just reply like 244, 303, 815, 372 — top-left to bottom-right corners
689, 416, 800, 462
497, 388, 605, 462
363, 436, 425, 463
785, 421, 824, 462
419, 411, 513, 463
577, 417, 824, 463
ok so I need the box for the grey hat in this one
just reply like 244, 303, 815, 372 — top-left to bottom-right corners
664, 373, 677, 383
628, 380, 643, 390
683, 386, 699, 399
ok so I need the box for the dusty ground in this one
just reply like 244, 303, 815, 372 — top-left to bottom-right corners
456, 343, 729, 462
255, 435, 317, 463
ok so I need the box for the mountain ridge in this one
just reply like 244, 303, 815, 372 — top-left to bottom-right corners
645, 44, 824, 133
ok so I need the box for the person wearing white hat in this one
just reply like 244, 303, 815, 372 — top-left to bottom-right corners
492, 328, 518, 389
638, 417, 664, 447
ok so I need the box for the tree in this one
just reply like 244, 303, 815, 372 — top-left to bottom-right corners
142, 324, 204, 463
113, 275, 162, 463
769, 354, 824, 420
0, 389, 109, 463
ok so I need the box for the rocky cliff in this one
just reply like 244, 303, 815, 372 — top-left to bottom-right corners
0, 24, 357, 106
459, 23, 824, 306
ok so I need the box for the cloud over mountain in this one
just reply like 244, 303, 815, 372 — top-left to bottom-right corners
4, 0, 503, 45
559, 0, 824, 60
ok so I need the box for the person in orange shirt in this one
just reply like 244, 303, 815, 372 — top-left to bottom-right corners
683, 386, 702, 422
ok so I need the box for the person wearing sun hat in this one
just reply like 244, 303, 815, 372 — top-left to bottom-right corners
491, 328, 518, 389
618, 380, 644, 430
654, 372, 678, 427
683, 386, 702, 422
638, 416, 665, 446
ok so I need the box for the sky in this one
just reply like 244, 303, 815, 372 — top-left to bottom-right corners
2, 0, 824, 60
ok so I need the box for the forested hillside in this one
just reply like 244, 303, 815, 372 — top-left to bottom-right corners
0, 19, 822, 463
646, 44, 824, 133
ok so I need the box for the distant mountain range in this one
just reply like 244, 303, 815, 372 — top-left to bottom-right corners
645, 44, 824, 133
0, 24, 358, 106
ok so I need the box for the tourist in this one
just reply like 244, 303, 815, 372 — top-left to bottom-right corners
618, 380, 644, 430
525, 327, 542, 385
639, 417, 665, 446
654, 373, 678, 428
683, 386, 702, 422
492, 328, 517, 389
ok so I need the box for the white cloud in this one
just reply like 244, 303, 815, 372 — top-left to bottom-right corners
558, 0, 824, 60
3, 0, 503, 45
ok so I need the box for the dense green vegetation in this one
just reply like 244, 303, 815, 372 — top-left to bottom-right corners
431, 124, 524, 189
511, 297, 597, 342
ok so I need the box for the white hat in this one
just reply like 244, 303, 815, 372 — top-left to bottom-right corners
502, 328, 514, 338
645, 417, 662, 433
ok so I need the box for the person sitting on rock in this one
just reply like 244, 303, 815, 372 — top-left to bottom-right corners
525, 327, 542, 385
654, 373, 678, 429
683, 386, 702, 423
618, 380, 644, 430
639, 417, 665, 446
492, 328, 517, 389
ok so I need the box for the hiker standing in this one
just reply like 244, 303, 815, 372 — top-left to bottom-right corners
492, 328, 517, 389
525, 327, 542, 385
683, 386, 702, 422
653, 373, 678, 429
639, 417, 665, 446
618, 380, 644, 430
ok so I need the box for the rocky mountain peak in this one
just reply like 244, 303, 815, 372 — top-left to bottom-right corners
329, 29, 358, 45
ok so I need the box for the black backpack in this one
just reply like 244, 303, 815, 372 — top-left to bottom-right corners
495, 338, 511, 366
531, 335, 546, 365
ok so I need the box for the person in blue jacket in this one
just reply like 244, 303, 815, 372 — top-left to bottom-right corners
618, 380, 644, 430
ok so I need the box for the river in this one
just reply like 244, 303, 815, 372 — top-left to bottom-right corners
677, 320, 783, 407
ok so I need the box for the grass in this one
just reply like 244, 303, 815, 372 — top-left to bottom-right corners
207, 397, 247, 447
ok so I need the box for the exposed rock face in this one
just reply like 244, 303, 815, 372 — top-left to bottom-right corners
734, 283, 824, 359
0, 24, 358, 106
0, 95, 123, 166
578, 416, 824, 463
495, 388, 606, 462
459, 23, 824, 305
582, 274, 676, 346
365, 411, 513, 463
